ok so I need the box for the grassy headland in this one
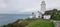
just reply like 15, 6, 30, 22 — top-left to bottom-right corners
0, 19, 54, 27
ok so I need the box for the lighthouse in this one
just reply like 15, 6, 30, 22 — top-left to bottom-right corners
41, 0, 46, 14
30, 0, 51, 19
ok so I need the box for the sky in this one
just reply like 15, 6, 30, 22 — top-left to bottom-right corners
0, 0, 60, 14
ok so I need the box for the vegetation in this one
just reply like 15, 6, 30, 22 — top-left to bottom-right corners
0, 19, 54, 27
26, 20, 54, 27
45, 9, 60, 20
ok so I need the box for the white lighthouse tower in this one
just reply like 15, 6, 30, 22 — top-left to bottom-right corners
30, 0, 51, 19
41, 0, 46, 14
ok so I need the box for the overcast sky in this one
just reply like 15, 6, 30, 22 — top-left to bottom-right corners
0, 0, 60, 14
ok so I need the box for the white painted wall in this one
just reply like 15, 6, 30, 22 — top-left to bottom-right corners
43, 15, 51, 19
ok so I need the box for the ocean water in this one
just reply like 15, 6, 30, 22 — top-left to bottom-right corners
0, 14, 31, 26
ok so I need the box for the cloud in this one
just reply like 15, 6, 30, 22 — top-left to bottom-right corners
0, 0, 60, 14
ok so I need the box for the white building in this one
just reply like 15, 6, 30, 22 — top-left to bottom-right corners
41, 0, 46, 12
43, 15, 51, 19
29, 0, 51, 19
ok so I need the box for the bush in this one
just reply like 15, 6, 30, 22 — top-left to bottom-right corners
45, 9, 60, 20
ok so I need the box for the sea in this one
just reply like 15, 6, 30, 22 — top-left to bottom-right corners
0, 14, 31, 26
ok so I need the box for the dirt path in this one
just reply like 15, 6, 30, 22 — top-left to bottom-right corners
53, 21, 60, 27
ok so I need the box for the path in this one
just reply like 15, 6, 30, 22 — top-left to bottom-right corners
54, 21, 60, 27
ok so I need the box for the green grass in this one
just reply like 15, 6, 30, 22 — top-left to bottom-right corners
0, 19, 54, 27
26, 20, 54, 27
